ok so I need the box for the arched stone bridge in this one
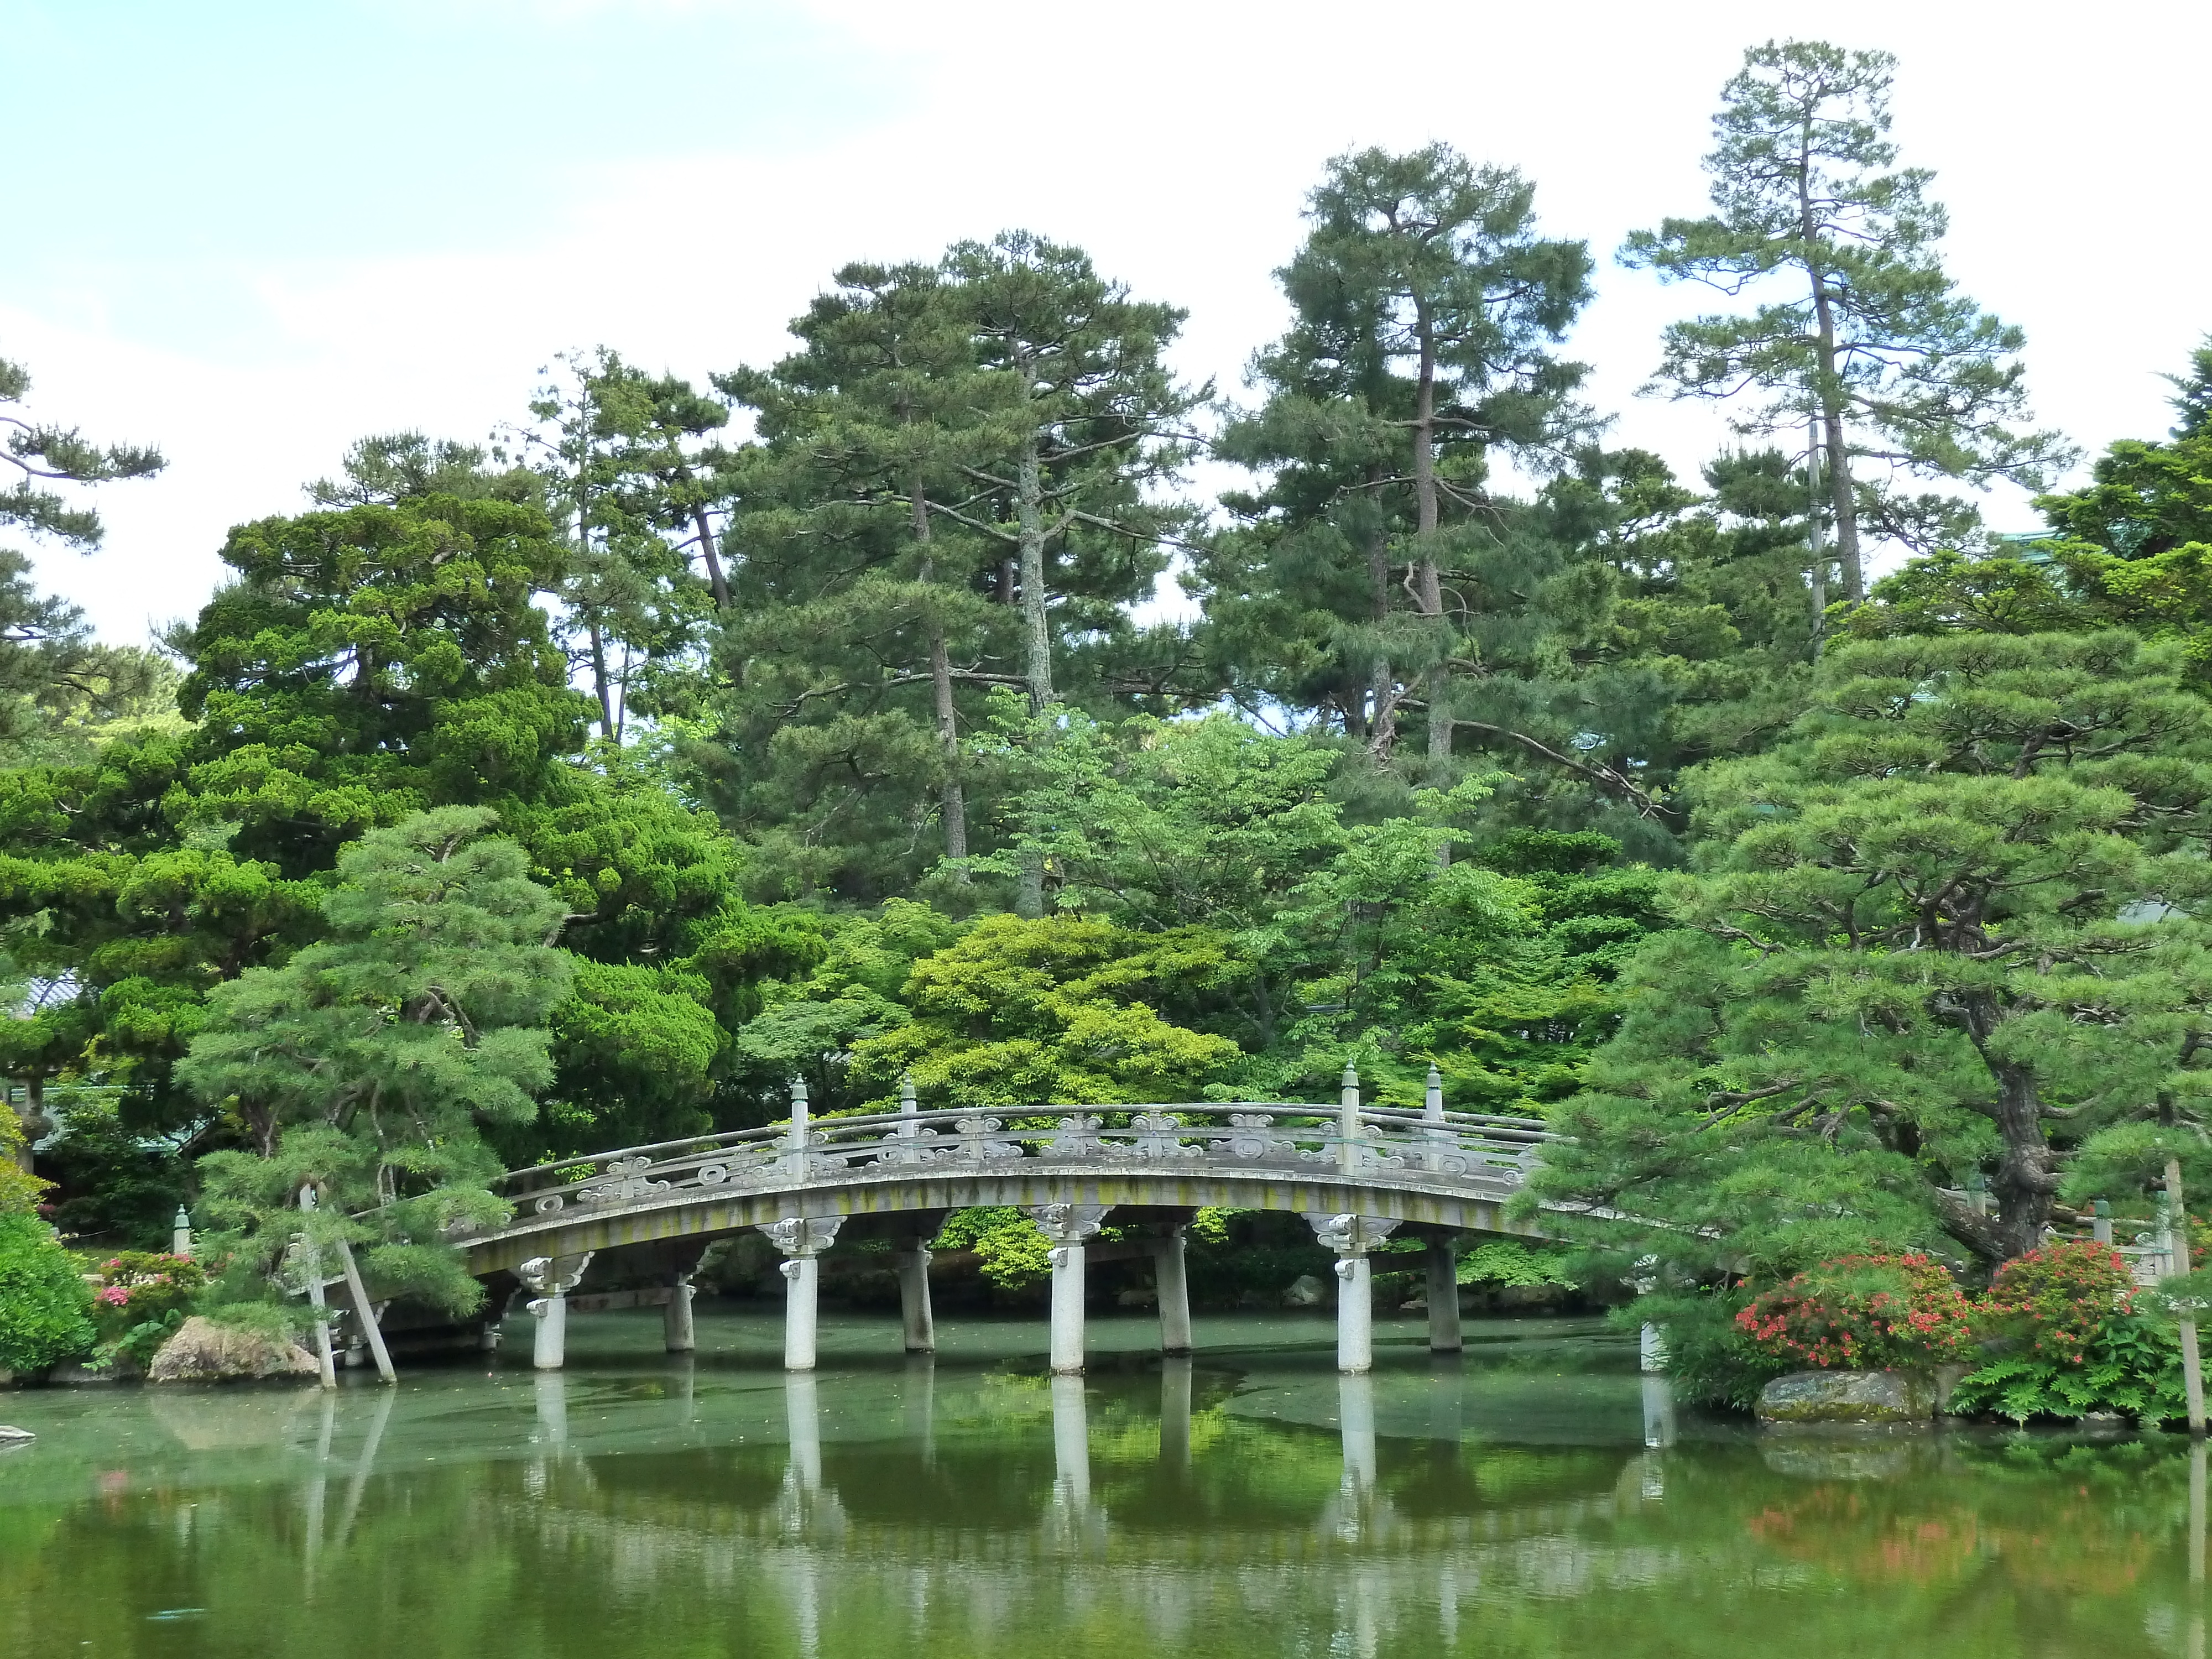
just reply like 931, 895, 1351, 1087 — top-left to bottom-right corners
457, 1066, 1554, 1376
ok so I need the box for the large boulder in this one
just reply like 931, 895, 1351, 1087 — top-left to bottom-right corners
1756, 1368, 1937, 1427
148, 1317, 318, 1385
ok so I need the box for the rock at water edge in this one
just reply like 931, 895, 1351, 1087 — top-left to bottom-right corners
1282, 1274, 1326, 1308
1756, 1369, 1937, 1426
148, 1317, 319, 1384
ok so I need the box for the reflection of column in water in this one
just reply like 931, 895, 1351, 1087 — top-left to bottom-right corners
1160, 1355, 1193, 1471
1329, 1577, 1381, 1659
902, 1355, 935, 1465
787, 1371, 822, 1494
304, 1389, 336, 1587
2192, 1439, 2207, 1659
1641, 1374, 1676, 1452
672, 1353, 697, 1425
1339, 1372, 1377, 1494
534, 1371, 569, 1447
792, 1549, 822, 1659
1051, 1373, 1091, 1511
1426, 1356, 1462, 1447
334, 1384, 397, 1551
2194, 1439, 2207, 1585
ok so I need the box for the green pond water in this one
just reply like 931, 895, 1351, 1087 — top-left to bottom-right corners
2, 1307, 2207, 1657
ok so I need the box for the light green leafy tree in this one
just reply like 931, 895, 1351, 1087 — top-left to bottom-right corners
850, 914, 1242, 1110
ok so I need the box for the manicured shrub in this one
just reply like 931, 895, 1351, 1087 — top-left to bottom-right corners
0, 1213, 96, 1374
89, 1250, 206, 1368
1949, 1239, 2184, 1424
1976, 1239, 2136, 1365
1735, 1252, 1975, 1370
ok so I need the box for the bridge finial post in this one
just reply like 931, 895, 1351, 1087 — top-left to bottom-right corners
1425, 1065, 1444, 1122
785, 1078, 811, 1181
1338, 1062, 1361, 1177
899, 1073, 918, 1142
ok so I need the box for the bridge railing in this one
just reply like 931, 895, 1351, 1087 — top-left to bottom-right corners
494, 1068, 1551, 1225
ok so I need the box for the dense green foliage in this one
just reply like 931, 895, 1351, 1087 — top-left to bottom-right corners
0, 1211, 94, 1373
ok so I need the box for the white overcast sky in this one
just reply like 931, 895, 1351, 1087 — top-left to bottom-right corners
6, 0, 2206, 646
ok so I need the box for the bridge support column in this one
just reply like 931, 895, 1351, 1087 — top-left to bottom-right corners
1154, 1227, 1192, 1355
1426, 1240, 1462, 1354
761, 1217, 845, 1372
664, 1271, 696, 1353
1306, 1213, 1399, 1375
1029, 1204, 1110, 1374
518, 1254, 593, 1371
896, 1240, 935, 1353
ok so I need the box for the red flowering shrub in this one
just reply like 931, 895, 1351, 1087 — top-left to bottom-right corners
1975, 1239, 2136, 1366
1736, 1253, 1975, 1370
88, 1251, 205, 1365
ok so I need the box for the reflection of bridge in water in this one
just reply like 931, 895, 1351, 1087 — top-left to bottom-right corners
458, 1067, 1557, 1376
521, 1361, 1683, 1659
261, 1357, 1683, 1659
522, 1363, 1672, 1557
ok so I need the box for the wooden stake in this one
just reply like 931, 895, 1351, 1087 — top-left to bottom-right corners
335, 1233, 396, 1385
299, 1186, 337, 1391
2169, 1157, 2205, 1437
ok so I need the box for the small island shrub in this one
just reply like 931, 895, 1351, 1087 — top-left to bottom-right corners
87, 1250, 206, 1370
1976, 1239, 2135, 1364
0, 1212, 96, 1375
1735, 1253, 1975, 1370
1949, 1240, 2185, 1425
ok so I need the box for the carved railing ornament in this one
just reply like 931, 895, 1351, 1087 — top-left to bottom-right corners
950, 1114, 1021, 1165
1044, 1113, 1106, 1161
1125, 1111, 1202, 1161
577, 1155, 669, 1206
1223, 1113, 1296, 1162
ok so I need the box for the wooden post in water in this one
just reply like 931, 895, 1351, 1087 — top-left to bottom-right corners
2169, 1157, 2206, 1436
298, 1186, 337, 1391
333, 1229, 396, 1384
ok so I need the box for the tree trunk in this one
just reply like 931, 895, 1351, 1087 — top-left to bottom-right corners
1819, 398, 1861, 605
690, 504, 730, 611
1011, 417, 1051, 920
1797, 123, 1864, 605
1806, 414, 1827, 655
1015, 434, 1052, 712
912, 482, 967, 869
1410, 303, 1454, 786
587, 617, 615, 739
1364, 487, 1397, 761
1987, 1060, 2058, 1259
